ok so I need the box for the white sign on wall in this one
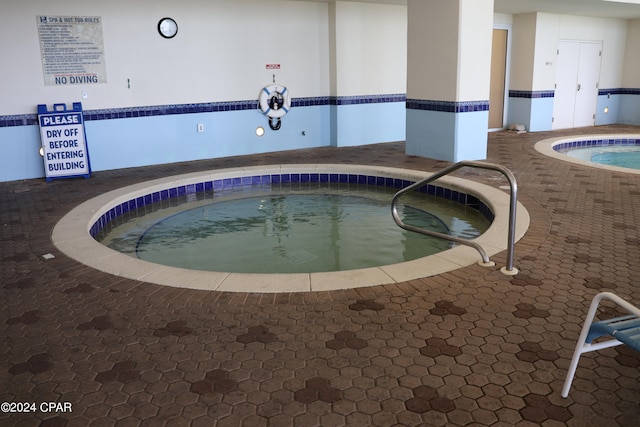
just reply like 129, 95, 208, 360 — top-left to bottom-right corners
38, 103, 91, 181
37, 16, 107, 86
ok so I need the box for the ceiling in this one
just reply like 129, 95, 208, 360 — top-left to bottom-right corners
301, 0, 640, 19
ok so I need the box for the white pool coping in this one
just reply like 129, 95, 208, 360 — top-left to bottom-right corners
52, 164, 530, 293
534, 134, 640, 175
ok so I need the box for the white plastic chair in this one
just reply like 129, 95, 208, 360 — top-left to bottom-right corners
562, 291, 640, 398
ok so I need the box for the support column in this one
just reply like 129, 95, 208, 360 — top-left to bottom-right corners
406, 0, 494, 162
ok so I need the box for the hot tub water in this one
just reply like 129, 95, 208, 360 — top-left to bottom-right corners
98, 183, 490, 274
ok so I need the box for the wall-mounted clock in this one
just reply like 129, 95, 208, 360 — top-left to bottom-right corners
158, 17, 178, 39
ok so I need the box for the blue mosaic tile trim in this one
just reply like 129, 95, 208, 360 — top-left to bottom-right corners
508, 90, 554, 99
406, 99, 490, 113
553, 137, 640, 152
331, 94, 406, 106
618, 88, 640, 95
599, 88, 623, 96
82, 101, 258, 121
0, 102, 256, 127
89, 173, 494, 238
291, 96, 331, 107
0, 113, 39, 127
598, 88, 640, 96
1, 94, 408, 128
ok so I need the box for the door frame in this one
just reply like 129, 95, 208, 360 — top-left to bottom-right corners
489, 24, 512, 132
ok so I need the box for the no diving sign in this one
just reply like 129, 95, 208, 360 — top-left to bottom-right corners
38, 102, 91, 181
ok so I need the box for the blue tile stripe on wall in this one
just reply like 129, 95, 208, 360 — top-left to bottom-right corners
0, 94, 407, 128
89, 172, 494, 238
5, 90, 640, 127
598, 88, 640, 96
405, 99, 490, 113
508, 88, 640, 97
0, 114, 39, 127
330, 94, 406, 105
508, 90, 555, 99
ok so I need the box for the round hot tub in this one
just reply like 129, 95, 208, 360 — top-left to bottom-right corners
52, 164, 530, 292
535, 134, 640, 174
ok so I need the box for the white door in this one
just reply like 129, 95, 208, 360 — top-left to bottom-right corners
552, 41, 602, 130
552, 42, 580, 130
573, 43, 601, 128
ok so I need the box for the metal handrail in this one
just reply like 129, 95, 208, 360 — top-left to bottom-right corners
391, 161, 519, 275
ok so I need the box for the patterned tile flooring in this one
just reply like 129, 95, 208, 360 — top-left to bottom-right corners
2, 126, 640, 426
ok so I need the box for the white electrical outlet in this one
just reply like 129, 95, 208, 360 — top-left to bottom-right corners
197, 124, 204, 133
82, 91, 88, 99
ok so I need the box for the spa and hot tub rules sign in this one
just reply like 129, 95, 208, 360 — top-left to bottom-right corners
38, 102, 91, 181
37, 16, 107, 86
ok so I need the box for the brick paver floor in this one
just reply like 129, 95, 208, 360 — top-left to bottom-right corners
2, 126, 640, 426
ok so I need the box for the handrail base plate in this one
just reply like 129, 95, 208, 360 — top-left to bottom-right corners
500, 266, 519, 276
478, 261, 496, 268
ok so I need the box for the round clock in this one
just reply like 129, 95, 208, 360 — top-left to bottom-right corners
158, 17, 178, 39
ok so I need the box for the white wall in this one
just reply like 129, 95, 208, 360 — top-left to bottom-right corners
493, 13, 513, 27
509, 13, 536, 90
1, 0, 330, 115
622, 18, 640, 87
531, 13, 560, 91
333, 1, 407, 96
458, 0, 493, 101
5, 0, 633, 116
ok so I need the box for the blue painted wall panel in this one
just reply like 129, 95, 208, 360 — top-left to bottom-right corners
453, 111, 489, 161
506, 97, 531, 130
406, 109, 456, 161
529, 97, 553, 132
333, 102, 406, 147
1, 126, 45, 181
619, 94, 640, 125
596, 94, 620, 125
406, 109, 488, 162
0, 105, 332, 180
507, 95, 553, 132
86, 106, 331, 172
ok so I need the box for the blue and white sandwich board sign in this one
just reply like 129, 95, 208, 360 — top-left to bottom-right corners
38, 102, 91, 181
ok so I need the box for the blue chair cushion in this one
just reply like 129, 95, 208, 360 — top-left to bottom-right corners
587, 314, 640, 352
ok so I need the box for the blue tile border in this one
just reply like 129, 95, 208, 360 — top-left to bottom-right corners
89, 172, 494, 238
290, 96, 330, 107
331, 94, 406, 106
83, 100, 258, 121
508, 90, 555, 99
0, 113, 39, 127
6, 89, 640, 128
598, 88, 640, 96
553, 137, 640, 152
0, 94, 407, 128
406, 99, 490, 113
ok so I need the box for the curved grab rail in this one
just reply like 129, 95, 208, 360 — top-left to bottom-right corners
391, 161, 518, 275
